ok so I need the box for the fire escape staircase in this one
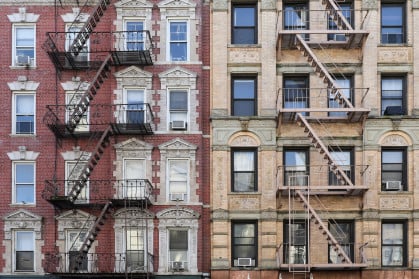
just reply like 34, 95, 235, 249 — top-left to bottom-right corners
322, 0, 353, 31
71, 201, 113, 272
294, 190, 352, 264
66, 54, 112, 134
69, 0, 112, 56
67, 126, 114, 203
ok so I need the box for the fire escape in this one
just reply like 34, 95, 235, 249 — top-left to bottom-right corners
42, 0, 154, 277
276, 0, 370, 273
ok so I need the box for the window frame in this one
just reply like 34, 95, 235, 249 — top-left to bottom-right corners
168, 228, 189, 271
66, 91, 89, 132
328, 147, 354, 186
328, 220, 354, 263
13, 92, 35, 135
381, 2, 406, 44
231, 3, 257, 44
381, 147, 407, 191
284, 219, 308, 264
14, 230, 35, 272
65, 24, 90, 63
167, 158, 189, 201
283, 75, 310, 114
168, 89, 189, 129
381, 75, 406, 116
13, 161, 35, 205
328, 75, 354, 116
231, 148, 258, 192
284, 148, 309, 186
123, 88, 146, 124
231, 76, 257, 116
66, 230, 88, 272
283, 2, 309, 40
13, 24, 36, 67
124, 19, 145, 51
65, 161, 89, 203
167, 19, 189, 62
381, 221, 407, 267
231, 221, 257, 267
327, 2, 353, 41
125, 227, 146, 271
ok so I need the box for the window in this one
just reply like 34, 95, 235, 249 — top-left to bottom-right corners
169, 229, 188, 271
232, 222, 257, 267
125, 21, 144, 51
381, 76, 405, 115
284, 3, 308, 40
13, 162, 35, 204
15, 231, 34, 271
66, 25, 89, 63
124, 159, 146, 198
125, 89, 145, 124
381, 3, 405, 44
382, 221, 406, 267
328, 3, 352, 41
232, 149, 257, 192
283, 76, 309, 113
232, 76, 257, 116
66, 161, 89, 202
13, 25, 35, 66
169, 90, 188, 129
328, 147, 354, 186
232, 4, 257, 44
67, 230, 88, 272
329, 221, 354, 263
66, 92, 89, 132
168, 159, 188, 201
381, 148, 406, 191
284, 220, 307, 264
284, 148, 308, 186
13, 94, 35, 134
329, 76, 353, 117
126, 228, 145, 271
169, 21, 188, 61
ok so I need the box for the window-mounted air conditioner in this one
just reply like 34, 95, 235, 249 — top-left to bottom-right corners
171, 261, 184, 271
171, 120, 187, 130
235, 258, 254, 267
385, 181, 402, 191
170, 193, 186, 201
384, 106, 403, 116
16, 55, 32, 66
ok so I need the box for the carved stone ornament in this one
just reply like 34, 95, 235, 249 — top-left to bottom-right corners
61, 146, 91, 161
158, 137, 197, 154
115, 137, 154, 151
7, 146, 39, 160
7, 7, 39, 23
380, 133, 409, 146
158, 0, 197, 19
113, 208, 154, 220
115, 0, 153, 9
114, 66, 153, 88
157, 207, 200, 219
380, 196, 411, 210
158, 66, 197, 89
212, 209, 229, 220
56, 210, 95, 240
61, 8, 89, 23
8, 80, 39, 91
3, 209, 42, 240
229, 134, 259, 147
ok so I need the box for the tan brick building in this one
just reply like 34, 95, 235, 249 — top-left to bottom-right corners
210, 0, 419, 278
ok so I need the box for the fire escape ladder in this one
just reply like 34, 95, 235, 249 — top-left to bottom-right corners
294, 34, 353, 109
67, 55, 112, 133
294, 190, 352, 264
295, 113, 353, 187
321, 0, 353, 31
69, 0, 112, 56
71, 201, 113, 271
67, 126, 113, 203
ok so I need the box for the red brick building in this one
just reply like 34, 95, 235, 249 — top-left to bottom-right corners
0, 0, 210, 278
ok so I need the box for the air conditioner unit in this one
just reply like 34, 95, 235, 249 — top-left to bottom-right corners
170, 193, 185, 201
384, 106, 403, 116
334, 34, 347, 41
386, 181, 402, 191
171, 120, 187, 130
171, 261, 184, 271
236, 258, 254, 267
16, 55, 31, 66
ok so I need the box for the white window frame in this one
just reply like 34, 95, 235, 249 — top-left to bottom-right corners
167, 158, 189, 202
124, 227, 146, 272
124, 18, 146, 51
65, 24, 89, 61
66, 91, 89, 132
65, 161, 89, 203
168, 228, 189, 272
168, 89, 189, 130
12, 24, 36, 67
14, 230, 35, 272
13, 161, 35, 205
123, 158, 146, 199
66, 230, 89, 272
122, 87, 146, 124
167, 19, 190, 62
12, 92, 35, 135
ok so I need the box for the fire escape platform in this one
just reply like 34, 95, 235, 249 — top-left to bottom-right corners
48, 273, 151, 279
278, 108, 370, 124
278, 263, 368, 271
277, 185, 368, 196
277, 30, 368, 50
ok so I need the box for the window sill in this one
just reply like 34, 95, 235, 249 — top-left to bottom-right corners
10, 133, 36, 137
10, 65, 36, 70
10, 203, 36, 207
228, 44, 261, 48
229, 191, 260, 195
378, 43, 411, 47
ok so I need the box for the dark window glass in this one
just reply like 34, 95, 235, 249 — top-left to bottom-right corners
381, 148, 406, 191
232, 4, 257, 44
283, 76, 309, 114
329, 221, 354, 263
328, 148, 354, 187
284, 220, 307, 264
284, 149, 308, 186
232, 77, 256, 116
284, 3, 309, 40
328, 3, 352, 41
382, 222, 406, 267
381, 4, 405, 44
232, 222, 257, 266
329, 76, 353, 117
381, 76, 405, 115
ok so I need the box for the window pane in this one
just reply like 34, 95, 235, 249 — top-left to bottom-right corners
382, 6, 402, 26
234, 152, 254, 171
170, 230, 188, 250
16, 232, 34, 250
16, 95, 34, 114
16, 28, 34, 47
232, 5, 256, 44
234, 7, 255, 26
170, 91, 188, 110
170, 22, 187, 40
383, 223, 403, 244
16, 164, 34, 183
234, 80, 255, 99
